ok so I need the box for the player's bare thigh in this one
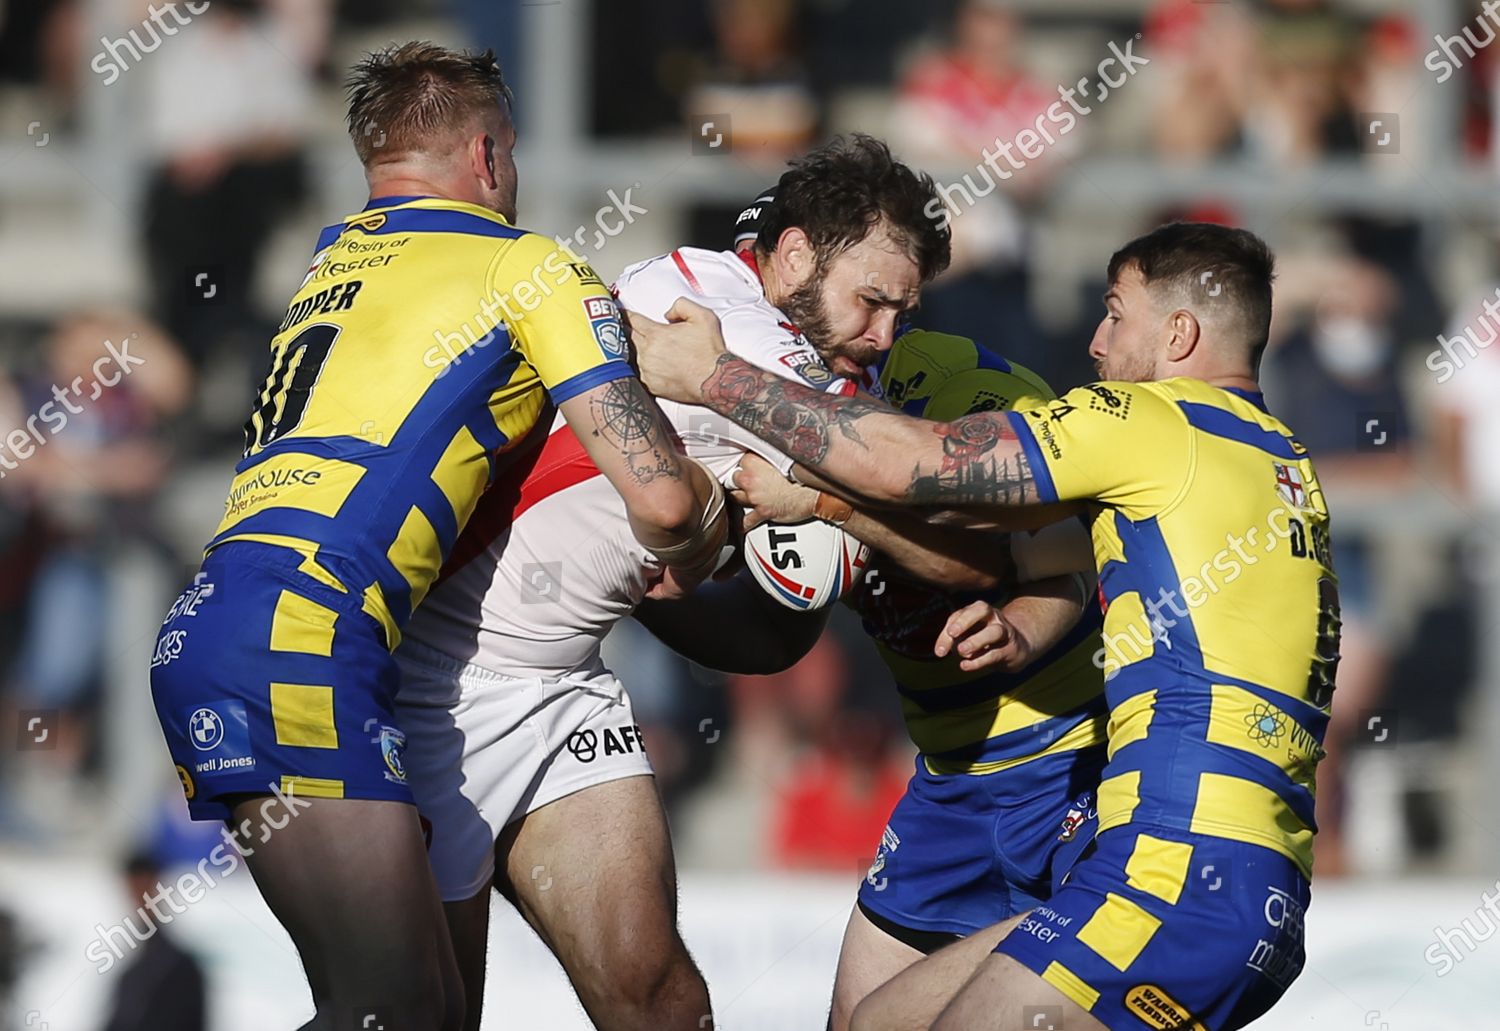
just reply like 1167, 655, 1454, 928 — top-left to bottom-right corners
850, 914, 1023, 1031
830, 905, 925, 1031
933, 952, 1105, 1031
496, 774, 710, 1031
231, 796, 464, 1031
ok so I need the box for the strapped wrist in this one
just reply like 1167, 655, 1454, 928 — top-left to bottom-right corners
813, 491, 854, 527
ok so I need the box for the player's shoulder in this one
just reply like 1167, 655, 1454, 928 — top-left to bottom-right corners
614, 247, 762, 315
1045, 379, 1184, 431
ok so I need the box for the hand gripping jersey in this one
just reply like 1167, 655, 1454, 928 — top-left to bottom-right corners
849, 331, 1109, 943
401, 246, 849, 679
1006, 379, 1340, 879
851, 331, 1108, 777
207, 196, 631, 647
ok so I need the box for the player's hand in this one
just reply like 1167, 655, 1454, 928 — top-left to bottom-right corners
643, 564, 696, 601
624, 298, 729, 405
731, 454, 817, 530
934, 600, 1035, 672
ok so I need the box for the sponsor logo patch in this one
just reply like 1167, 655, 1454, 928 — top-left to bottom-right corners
379, 725, 408, 784
1124, 984, 1203, 1030
175, 764, 196, 800
778, 350, 833, 386
184, 700, 256, 774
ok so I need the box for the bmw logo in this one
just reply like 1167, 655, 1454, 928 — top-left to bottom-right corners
189, 707, 224, 751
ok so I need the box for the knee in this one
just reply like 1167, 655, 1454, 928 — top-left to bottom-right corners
848, 993, 889, 1031
328, 953, 462, 1031
579, 938, 707, 1021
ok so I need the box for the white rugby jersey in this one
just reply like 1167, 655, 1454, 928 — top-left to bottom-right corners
399, 247, 854, 684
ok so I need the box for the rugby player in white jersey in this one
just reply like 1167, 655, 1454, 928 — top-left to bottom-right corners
393, 135, 965, 1030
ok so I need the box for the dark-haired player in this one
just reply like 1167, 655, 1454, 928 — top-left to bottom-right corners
719, 189, 1107, 1031
630, 223, 1339, 1031
394, 133, 1001, 1031
149, 43, 725, 1031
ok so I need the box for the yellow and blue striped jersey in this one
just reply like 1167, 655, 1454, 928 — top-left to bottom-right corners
208, 195, 632, 646
1006, 378, 1340, 877
854, 331, 1108, 777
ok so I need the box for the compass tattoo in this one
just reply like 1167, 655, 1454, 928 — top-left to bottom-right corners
589, 377, 682, 486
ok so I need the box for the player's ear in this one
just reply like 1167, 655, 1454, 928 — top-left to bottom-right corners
1165, 309, 1200, 363
774, 227, 814, 288
471, 133, 498, 190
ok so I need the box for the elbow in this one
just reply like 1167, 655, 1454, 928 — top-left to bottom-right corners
630, 487, 700, 540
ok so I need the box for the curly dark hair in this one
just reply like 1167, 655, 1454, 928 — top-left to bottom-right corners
345, 42, 512, 165
756, 135, 951, 283
1108, 222, 1277, 366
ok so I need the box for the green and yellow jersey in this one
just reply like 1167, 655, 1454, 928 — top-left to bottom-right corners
1006, 378, 1340, 877
209, 195, 632, 647
852, 331, 1109, 777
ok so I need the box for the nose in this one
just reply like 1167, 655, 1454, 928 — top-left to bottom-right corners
1088, 320, 1109, 360
867, 310, 898, 352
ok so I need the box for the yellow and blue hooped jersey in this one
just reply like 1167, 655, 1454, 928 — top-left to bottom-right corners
852, 331, 1108, 777
208, 196, 632, 647
1006, 378, 1340, 878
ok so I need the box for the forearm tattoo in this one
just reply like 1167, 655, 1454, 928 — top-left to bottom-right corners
590, 377, 683, 486
698, 355, 1039, 506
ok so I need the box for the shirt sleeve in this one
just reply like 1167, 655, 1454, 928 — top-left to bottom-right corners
1005, 381, 1189, 513
486, 234, 633, 405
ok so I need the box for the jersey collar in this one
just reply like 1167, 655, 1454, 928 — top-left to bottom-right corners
363, 194, 433, 210
1224, 386, 1269, 412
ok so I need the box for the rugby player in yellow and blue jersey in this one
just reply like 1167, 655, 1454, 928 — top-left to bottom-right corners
630, 222, 1338, 1031
730, 329, 1108, 1031
149, 45, 725, 1031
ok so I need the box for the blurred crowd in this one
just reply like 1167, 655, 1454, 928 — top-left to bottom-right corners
0, 0, 1496, 910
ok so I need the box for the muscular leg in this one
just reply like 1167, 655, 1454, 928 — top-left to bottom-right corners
496, 774, 712, 1031
230, 796, 464, 1031
829, 906, 924, 1031
850, 915, 1023, 1031
933, 953, 1105, 1031
443, 889, 492, 1031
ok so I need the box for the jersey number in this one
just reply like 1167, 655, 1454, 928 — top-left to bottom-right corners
1308, 576, 1341, 708
243, 324, 339, 455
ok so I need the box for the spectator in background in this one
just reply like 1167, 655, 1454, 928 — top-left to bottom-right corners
889, 0, 1069, 175
138, 0, 325, 376
684, 0, 818, 158
98, 851, 206, 1031
2, 312, 190, 828
887, 2, 1062, 382
1436, 273, 1500, 528
1247, 0, 1362, 164
1143, 0, 1257, 163
1262, 254, 1413, 875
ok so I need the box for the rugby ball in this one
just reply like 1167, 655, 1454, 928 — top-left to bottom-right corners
744, 518, 870, 611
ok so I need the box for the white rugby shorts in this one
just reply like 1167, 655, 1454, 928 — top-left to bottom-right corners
394, 640, 654, 900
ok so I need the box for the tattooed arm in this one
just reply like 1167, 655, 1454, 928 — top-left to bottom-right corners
559, 376, 728, 581
627, 300, 1040, 510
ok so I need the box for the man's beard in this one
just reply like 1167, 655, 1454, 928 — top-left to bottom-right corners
1096, 352, 1155, 383
782, 276, 880, 373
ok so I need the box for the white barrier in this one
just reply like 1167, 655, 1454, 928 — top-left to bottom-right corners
2, 855, 1494, 1029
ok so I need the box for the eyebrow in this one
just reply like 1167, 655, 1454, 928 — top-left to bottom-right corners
862, 288, 910, 307
1102, 289, 1121, 306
